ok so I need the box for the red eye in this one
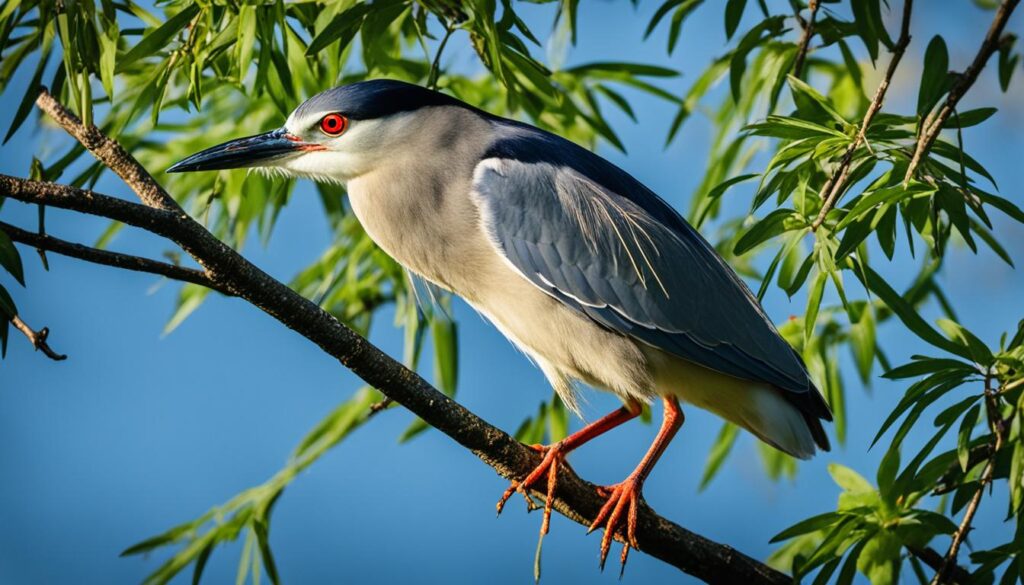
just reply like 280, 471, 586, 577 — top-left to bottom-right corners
319, 113, 347, 136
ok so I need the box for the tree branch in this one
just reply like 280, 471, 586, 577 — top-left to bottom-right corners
931, 376, 1008, 585
10, 314, 67, 360
1, 91, 791, 584
35, 90, 182, 213
811, 0, 913, 231
791, 0, 820, 78
906, 545, 971, 585
903, 0, 1020, 184
0, 221, 232, 295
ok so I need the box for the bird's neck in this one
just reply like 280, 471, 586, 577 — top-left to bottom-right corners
345, 110, 497, 299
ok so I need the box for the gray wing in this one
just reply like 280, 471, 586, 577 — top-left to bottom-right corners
472, 157, 829, 419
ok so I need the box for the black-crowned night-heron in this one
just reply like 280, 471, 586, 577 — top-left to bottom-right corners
169, 79, 832, 567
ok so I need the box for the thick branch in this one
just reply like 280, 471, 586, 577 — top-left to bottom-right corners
10, 314, 67, 360
791, 0, 820, 78
0, 221, 231, 295
903, 0, 1020, 184
811, 0, 913, 231
4, 93, 790, 584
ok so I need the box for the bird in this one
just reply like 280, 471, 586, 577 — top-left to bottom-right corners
168, 78, 832, 568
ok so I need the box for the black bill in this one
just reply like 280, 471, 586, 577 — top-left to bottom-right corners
167, 128, 309, 173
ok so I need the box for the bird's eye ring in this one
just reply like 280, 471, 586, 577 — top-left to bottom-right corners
319, 113, 348, 136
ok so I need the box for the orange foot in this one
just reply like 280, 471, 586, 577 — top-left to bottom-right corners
496, 443, 569, 536
588, 477, 644, 570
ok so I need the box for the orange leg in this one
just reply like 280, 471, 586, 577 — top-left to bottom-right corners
588, 396, 684, 570
496, 400, 643, 538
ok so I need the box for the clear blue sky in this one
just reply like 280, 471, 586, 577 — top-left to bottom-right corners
1, 2, 1022, 584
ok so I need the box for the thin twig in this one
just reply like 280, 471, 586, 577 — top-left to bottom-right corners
36, 204, 49, 269
426, 19, 457, 91
791, 0, 820, 77
8, 90, 791, 585
934, 471, 988, 584
931, 376, 1007, 585
903, 0, 1020, 184
811, 0, 913, 231
10, 314, 67, 360
0, 221, 232, 295
369, 397, 395, 413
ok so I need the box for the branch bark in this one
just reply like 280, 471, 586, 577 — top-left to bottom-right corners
811, 0, 913, 231
10, 314, 67, 360
0, 221, 231, 295
903, 0, 1020, 184
791, 0, 820, 78
0, 90, 792, 584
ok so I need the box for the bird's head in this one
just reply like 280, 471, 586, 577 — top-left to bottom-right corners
168, 79, 466, 183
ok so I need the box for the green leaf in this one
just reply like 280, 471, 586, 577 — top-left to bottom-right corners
0, 283, 16, 318
733, 208, 799, 255
164, 284, 210, 335
804, 270, 827, 341
876, 447, 900, 502
998, 34, 1018, 92
117, 4, 200, 72
235, 6, 257, 83
253, 519, 280, 585
854, 263, 968, 359
850, 0, 879, 62
957, 403, 980, 472
0, 228, 25, 285
835, 216, 872, 261
724, 0, 746, 40
306, 5, 369, 57
593, 85, 635, 121
97, 14, 118, 99
729, 16, 785, 103
745, 115, 848, 140
857, 530, 901, 585
548, 394, 569, 442
430, 316, 458, 396
4, 45, 50, 144
917, 35, 949, 116
191, 543, 214, 585
699, 422, 739, 490
565, 61, 678, 78
942, 107, 997, 129
977, 190, 1024, 224
883, 357, 975, 380
849, 303, 875, 383
936, 318, 993, 366
770, 511, 843, 543
837, 184, 934, 230
828, 463, 873, 494
787, 75, 847, 125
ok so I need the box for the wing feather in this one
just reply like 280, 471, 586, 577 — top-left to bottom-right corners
472, 155, 831, 422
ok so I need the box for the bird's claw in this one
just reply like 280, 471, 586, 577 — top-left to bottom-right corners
495, 442, 567, 537
587, 477, 643, 572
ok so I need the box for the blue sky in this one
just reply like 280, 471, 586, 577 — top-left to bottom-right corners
1, 2, 1022, 584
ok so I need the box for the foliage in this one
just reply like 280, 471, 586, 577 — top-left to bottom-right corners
1, 0, 1023, 583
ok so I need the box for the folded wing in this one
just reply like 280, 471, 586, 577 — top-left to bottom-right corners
471, 148, 831, 426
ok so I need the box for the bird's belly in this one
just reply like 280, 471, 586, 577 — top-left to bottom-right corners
466, 268, 656, 404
